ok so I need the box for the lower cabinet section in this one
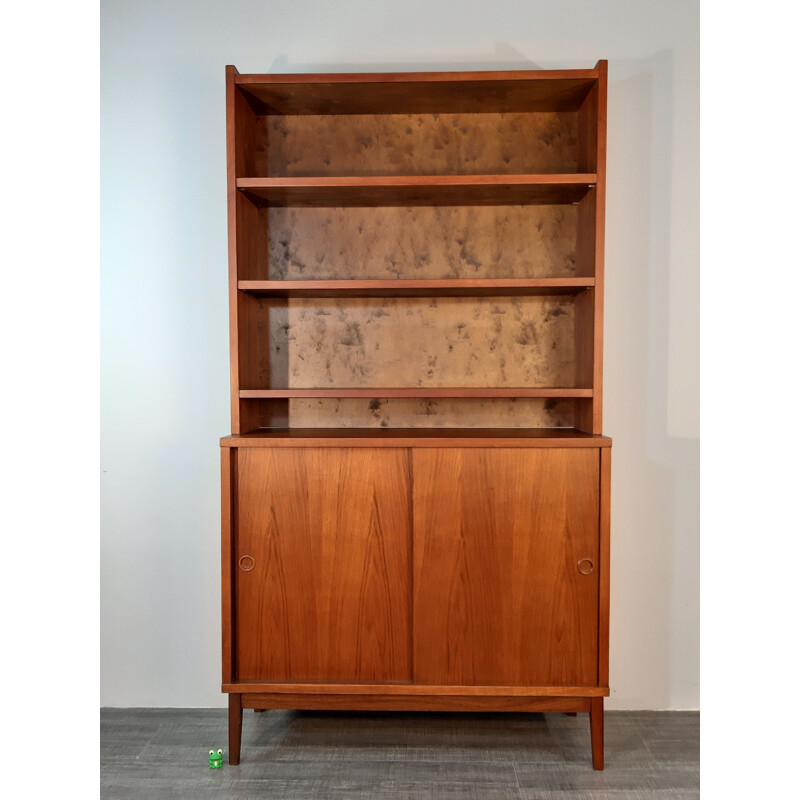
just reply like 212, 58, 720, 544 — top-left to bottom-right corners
222, 442, 610, 769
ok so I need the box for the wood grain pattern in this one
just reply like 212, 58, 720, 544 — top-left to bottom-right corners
574, 184, 596, 278
228, 693, 242, 765
573, 288, 595, 432
573, 191, 595, 430
228, 67, 265, 432
598, 447, 612, 687
234, 448, 412, 682
238, 278, 594, 297
235, 191, 269, 285
589, 61, 608, 434
238, 174, 595, 207
234, 69, 598, 115
591, 697, 604, 770
234, 191, 271, 431
220, 448, 234, 685
259, 112, 578, 177
239, 398, 289, 431
241, 389, 590, 398
221, 429, 612, 447
577, 75, 598, 174
239, 693, 592, 713
262, 204, 578, 282
237, 291, 284, 399
413, 448, 600, 686
226, 66, 242, 432
225, 682, 608, 696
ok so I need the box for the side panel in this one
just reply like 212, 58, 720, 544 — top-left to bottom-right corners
234, 447, 412, 682
413, 447, 600, 686
598, 447, 611, 686
221, 447, 234, 685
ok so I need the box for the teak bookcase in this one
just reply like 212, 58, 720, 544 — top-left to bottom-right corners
221, 62, 611, 769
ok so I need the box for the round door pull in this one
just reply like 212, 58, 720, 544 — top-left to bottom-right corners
577, 558, 594, 575
238, 555, 255, 572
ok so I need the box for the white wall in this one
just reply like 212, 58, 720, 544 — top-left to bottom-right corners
101, 0, 699, 709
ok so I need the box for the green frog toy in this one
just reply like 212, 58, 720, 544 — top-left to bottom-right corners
209, 749, 223, 769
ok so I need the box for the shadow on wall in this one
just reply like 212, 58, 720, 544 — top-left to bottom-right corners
265, 43, 549, 73
605, 51, 699, 709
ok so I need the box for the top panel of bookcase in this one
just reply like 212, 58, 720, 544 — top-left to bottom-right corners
234, 68, 602, 115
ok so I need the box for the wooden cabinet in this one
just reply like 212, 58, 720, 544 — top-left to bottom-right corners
221, 62, 611, 769
222, 439, 611, 766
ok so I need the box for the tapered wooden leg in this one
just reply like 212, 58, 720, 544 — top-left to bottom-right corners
228, 693, 242, 765
590, 697, 604, 770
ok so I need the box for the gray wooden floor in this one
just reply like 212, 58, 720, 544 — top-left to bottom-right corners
101, 708, 698, 799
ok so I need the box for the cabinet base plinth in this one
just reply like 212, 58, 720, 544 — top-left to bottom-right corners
225, 690, 604, 768
241, 692, 591, 713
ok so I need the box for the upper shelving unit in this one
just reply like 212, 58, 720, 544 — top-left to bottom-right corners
226, 63, 607, 434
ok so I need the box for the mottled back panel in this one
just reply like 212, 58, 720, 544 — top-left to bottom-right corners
287, 398, 575, 429
265, 296, 576, 389
257, 112, 578, 176
264, 205, 577, 280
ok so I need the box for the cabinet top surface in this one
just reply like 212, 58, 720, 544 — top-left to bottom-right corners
221, 428, 612, 448
232, 64, 605, 83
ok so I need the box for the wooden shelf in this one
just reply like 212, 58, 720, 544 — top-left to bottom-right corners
222, 428, 612, 448
237, 175, 596, 207
239, 388, 593, 399
238, 278, 595, 297
234, 69, 599, 115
